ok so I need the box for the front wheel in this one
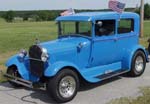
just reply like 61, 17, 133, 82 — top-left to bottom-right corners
47, 69, 79, 103
129, 50, 146, 77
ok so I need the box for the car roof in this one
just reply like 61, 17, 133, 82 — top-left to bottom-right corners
56, 12, 139, 22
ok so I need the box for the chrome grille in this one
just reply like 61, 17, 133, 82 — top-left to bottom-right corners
29, 45, 44, 77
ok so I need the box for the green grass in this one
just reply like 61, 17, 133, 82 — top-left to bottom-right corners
144, 20, 150, 37
108, 87, 150, 104
0, 18, 6, 23
139, 21, 150, 48
0, 21, 57, 54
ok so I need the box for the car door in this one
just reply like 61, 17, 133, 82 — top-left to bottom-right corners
115, 18, 137, 69
90, 19, 119, 67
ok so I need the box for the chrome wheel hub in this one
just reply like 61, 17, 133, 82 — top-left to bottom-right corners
135, 56, 144, 72
59, 76, 76, 98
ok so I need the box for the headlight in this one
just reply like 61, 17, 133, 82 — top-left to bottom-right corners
18, 49, 27, 58
41, 48, 49, 62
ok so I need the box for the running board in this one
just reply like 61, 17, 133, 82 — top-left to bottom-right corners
95, 70, 129, 81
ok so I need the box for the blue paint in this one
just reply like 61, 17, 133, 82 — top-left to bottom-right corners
6, 12, 148, 83
6, 55, 39, 82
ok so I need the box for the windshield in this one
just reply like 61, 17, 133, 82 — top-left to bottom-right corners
59, 21, 92, 37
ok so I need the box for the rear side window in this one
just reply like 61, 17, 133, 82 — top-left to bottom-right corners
118, 19, 134, 34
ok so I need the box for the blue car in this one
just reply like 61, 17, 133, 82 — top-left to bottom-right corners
5, 12, 149, 103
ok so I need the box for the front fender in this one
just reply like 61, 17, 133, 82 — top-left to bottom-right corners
122, 45, 148, 70
5, 55, 30, 80
44, 61, 80, 77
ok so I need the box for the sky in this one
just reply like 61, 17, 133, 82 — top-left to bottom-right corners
0, 0, 150, 11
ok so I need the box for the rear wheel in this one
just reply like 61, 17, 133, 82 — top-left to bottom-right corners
129, 50, 146, 77
7, 66, 22, 87
47, 69, 79, 103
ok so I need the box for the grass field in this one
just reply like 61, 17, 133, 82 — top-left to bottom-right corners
0, 21, 57, 54
0, 18, 5, 23
144, 20, 150, 37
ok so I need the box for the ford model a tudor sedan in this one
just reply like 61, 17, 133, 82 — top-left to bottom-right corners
5, 12, 150, 103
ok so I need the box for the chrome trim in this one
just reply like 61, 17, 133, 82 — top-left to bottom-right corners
4, 73, 46, 90
4, 73, 33, 88
25, 57, 43, 62
59, 76, 76, 98
4, 73, 32, 84
135, 56, 144, 72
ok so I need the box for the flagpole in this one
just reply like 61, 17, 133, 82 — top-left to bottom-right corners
140, 0, 144, 37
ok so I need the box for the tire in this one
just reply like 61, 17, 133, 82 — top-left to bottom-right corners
47, 69, 79, 103
129, 50, 146, 77
7, 66, 22, 87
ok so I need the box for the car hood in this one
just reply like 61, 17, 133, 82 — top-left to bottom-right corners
39, 37, 91, 54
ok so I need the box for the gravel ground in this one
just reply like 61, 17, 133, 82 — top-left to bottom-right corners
0, 63, 150, 104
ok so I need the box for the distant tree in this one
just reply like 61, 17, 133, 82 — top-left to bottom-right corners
135, 3, 150, 19
3, 10, 15, 22
23, 13, 30, 21
48, 11, 60, 20
29, 14, 41, 21
144, 3, 150, 19
37, 11, 49, 21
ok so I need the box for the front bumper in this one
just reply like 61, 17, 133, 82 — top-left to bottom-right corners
4, 73, 33, 88
3, 72, 45, 90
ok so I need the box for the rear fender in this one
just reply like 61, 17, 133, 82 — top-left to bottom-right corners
44, 61, 80, 77
122, 45, 148, 70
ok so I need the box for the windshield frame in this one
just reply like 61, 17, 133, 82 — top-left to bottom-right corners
57, 21, 93, 39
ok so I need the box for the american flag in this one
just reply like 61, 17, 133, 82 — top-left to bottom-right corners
60, 8, 75, 16
109, 0, 126, 13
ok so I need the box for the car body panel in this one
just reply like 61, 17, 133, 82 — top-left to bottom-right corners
40, 37, 91, 69
91, 35, 118, 67
6, 55, 39, 82
81, 61, 122, 82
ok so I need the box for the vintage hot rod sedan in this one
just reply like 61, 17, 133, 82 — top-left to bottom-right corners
4, 12, 150, 103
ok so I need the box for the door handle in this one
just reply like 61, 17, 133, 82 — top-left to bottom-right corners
77, 42, 87, 52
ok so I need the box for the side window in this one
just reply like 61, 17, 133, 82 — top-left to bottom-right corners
118, 19, 134, 34
78, 22, 92, 36
95, 20, 115, 36
61, 22, 76, 35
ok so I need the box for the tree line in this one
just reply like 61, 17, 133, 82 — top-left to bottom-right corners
1, 9, 112, 22
135, 3, 150, 19
0, 10, 62, 22
0, 3, 150, 22
0, 9, 113, 22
